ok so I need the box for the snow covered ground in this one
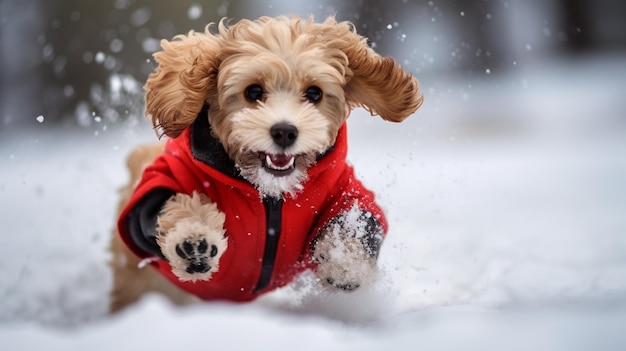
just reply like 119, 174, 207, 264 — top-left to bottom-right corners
1, 55, 626, 350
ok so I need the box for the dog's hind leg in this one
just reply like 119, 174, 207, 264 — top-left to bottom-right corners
110, 231, 196, 313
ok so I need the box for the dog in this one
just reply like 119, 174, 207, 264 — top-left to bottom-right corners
109, 15, 423, 313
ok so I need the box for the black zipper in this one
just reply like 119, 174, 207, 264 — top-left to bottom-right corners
253, 196, 283, 293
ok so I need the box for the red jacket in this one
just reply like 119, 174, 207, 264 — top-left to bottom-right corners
118, 117, 387, 301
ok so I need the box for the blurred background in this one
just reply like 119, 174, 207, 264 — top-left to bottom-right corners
1, 0, 624, 133
1, 0, 626, 340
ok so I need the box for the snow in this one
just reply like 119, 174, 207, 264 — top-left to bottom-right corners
1, 56, 626, 350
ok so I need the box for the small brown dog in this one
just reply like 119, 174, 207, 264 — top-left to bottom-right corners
110, 15, 422, 313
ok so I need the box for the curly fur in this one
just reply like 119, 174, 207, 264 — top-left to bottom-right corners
144, 15, 422, 197
145, 15, 423, 137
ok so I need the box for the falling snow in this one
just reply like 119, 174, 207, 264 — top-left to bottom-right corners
1, 1, 626, 350
188, 4, 203, 20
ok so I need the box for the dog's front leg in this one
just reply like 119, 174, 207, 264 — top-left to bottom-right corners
156, 192, 227, 282
312, 206, 384, 291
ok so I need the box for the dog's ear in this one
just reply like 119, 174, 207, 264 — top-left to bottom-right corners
325, 19, 423, 122
144, 29, 221, 138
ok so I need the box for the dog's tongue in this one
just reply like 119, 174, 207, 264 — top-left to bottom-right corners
266, 154, 294, 170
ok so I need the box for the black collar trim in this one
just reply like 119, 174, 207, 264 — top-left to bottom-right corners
190, 106, 243, 180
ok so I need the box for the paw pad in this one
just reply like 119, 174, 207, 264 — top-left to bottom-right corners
175, 238, 218, 274
326, 277, 360, 291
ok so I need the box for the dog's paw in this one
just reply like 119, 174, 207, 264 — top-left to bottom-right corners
313, 234, 378, 292
159, 220, 227, 282
156, 192, 227, 282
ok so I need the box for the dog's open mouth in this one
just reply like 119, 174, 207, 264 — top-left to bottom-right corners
260, 152, 296, 176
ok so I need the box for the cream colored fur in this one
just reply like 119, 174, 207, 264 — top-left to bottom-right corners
144, 15, 423, 197
156, 192, 227, 282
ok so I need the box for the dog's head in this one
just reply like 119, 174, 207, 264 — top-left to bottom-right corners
144, 16, 423, 198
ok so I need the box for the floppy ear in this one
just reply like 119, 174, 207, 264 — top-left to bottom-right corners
144, 29, 221, 138
326, 19, 423, 122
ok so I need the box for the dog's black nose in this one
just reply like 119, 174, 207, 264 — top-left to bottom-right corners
270, 123, 298, 148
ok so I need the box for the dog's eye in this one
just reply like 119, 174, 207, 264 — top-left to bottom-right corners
245, 84, 264, 102
304, 86, 322, 103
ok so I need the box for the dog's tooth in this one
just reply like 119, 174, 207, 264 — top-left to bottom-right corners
266, 154, 295, 170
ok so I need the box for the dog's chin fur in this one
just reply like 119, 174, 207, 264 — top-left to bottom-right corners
235, 151, 318, 198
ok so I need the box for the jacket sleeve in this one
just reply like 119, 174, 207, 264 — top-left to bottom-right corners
126, 187, 175, 259
311, 166, 388, 259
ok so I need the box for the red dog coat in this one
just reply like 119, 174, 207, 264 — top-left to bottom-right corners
118, 115, 387, 301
